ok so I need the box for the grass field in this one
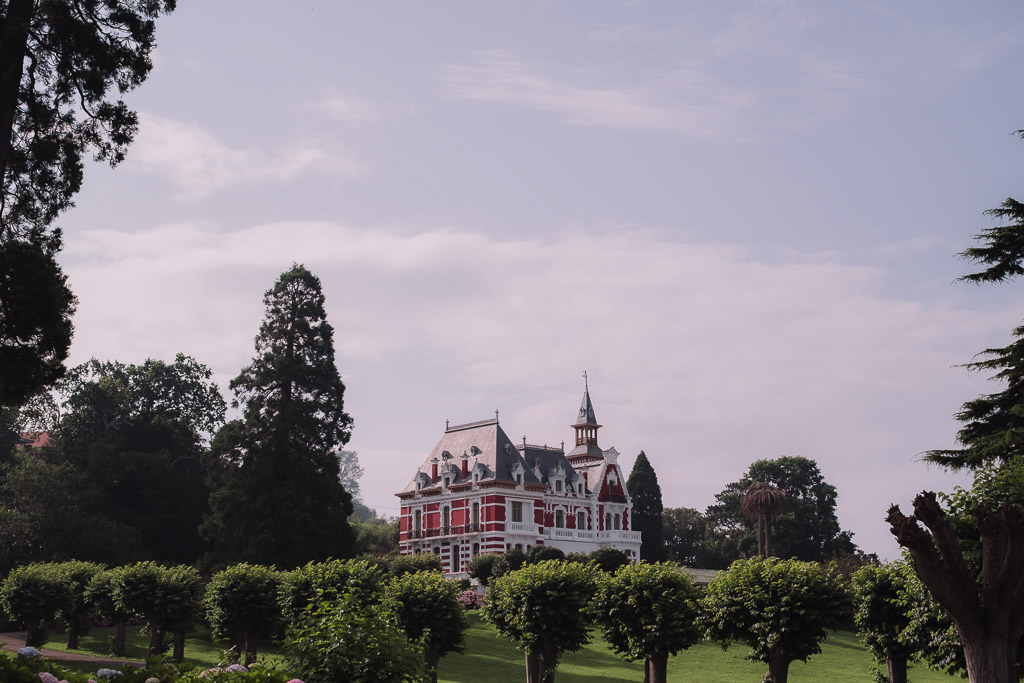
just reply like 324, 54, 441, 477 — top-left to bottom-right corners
31, 613, 957, 682
438, 613, 954, 683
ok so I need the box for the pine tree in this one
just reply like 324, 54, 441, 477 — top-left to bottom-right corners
626, 451, 665, 562
202, 265, 355, 568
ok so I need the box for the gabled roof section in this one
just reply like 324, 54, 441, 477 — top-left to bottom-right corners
517, 443, 580, 488
400, 417, 541, 493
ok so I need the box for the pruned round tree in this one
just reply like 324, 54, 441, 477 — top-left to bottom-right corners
387, 570, 468, 682
852, 562, 918, 683
204, 563, 283, 666
701, 556, 850, 683
0, 562, 70, 646
52, 560, 103, 650
482, 560, 597, 683
592, 562, 702, 683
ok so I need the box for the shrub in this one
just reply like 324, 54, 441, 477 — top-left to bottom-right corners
279, 559, 386, 624
285, 586, 426, 683
489, 548, 525, 581
525, 545, 565, 564
466, 554, 499, 587
588, 548, 630, 574
388, 553, 442, 577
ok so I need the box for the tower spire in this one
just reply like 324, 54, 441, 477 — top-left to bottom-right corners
567, 373, 603, 463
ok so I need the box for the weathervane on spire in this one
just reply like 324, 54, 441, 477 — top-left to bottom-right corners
582, 370, 588, 391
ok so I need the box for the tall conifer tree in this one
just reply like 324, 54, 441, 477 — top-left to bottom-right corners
202, 265, 355, 568
627, 450, 665, 562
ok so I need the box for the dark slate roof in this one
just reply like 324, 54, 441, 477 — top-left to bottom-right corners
400, 418, 542, 493
574, 388, 599, 426
517, 444, 582, 491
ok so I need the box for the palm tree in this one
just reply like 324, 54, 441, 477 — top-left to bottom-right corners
741, 482, 790, 557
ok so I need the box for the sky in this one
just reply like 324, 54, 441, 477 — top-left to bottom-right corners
52, 0, 1024, 560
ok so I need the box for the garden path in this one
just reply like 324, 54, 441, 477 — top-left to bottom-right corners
0, 632, 144, 670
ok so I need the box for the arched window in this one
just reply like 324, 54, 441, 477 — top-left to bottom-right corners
614, 513, 621, 530
414, 509, 422, 536
577, 510, 586, 530
605, 512, 611, 530
472, 501, 480, 529
442, 506, 450, 534
452, 544, 460, 573
555, 509, 564, 528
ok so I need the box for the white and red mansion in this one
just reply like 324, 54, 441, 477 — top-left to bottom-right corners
396, 382, 641, 575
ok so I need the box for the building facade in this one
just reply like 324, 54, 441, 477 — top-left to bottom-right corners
396, 383, 641, 575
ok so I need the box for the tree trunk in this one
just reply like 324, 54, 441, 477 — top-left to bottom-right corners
646, 653, 669, 683
886, 655, 907, 683
767, 652, 790, 683
66, 617, 84, 650
147, 622, 164, 657
112, 618, 127, 657
541, 638, 558, 683
765, 514, 774, 557
0, 0, 33, 210
425, 646, 439, 683
172, 629, 185, 662
244, 630, 258, 666
962, 636, 1013, 683
757, 514, 766, 557
525, 650, 542, 683
231, 623, 245, 662
24, 616, 39, 647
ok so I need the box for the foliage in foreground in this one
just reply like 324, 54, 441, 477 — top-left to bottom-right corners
284, 586, 427, 683
1, 650, 300, 683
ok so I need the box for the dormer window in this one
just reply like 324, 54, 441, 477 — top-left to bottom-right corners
555, 480, 562, 492
516, 473, 523, 485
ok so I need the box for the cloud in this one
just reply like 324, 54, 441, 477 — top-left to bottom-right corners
61, 221, 1010, 557
443, 52, 755, 138
444, 5, 1024, 138
304, 93, 380, 126
126, 113, 360, 199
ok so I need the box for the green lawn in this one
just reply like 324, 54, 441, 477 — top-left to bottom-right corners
39, 624, 284, 671
31, 613, 957, 682
439, 613, 956, 683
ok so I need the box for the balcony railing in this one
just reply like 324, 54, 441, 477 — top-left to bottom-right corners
407, 522, 484, 539
596, 530, 641, 542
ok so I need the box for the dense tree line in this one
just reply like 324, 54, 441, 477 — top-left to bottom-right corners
0, 265, 364, 573
658, 455, 862, 569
